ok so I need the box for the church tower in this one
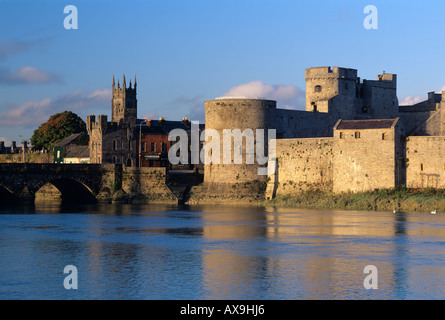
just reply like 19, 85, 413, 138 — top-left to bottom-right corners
111, 74, 137, 125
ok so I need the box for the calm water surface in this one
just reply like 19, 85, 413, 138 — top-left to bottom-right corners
0, 203, 444, 300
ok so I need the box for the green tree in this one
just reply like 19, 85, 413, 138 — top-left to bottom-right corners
30, 111, 88, 150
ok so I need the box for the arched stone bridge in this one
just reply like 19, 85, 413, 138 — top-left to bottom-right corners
0, 163, 182, 204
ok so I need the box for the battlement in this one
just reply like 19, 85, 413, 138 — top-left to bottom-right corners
86, 114, 108, 135
305, 66, 358, 81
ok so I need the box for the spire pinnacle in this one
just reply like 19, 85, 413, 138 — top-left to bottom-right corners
112, 75, 115, 88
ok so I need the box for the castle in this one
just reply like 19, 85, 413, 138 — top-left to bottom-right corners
85, 67, 445, 199
202, 66, 445, 197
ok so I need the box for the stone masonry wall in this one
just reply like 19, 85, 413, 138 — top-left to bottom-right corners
121, 167, 177, 203
333, 128, 397, 193
406, 136, 445, 189
0, 153, 52, 163
269, 137, 334, 196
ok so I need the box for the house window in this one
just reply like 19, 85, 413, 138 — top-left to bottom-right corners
314, 85, 322, 93
151, 142, 156, 152
161, 142, 166, 152
57, 150, 61, 158
141, 142, 146, 152
355, 132, 361, 139
112, 156, 116, 164
113, 140, 117, 150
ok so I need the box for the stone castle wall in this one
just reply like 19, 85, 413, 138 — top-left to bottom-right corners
406, 136, 445, 189
270, 137, 334, 196
332, 122, 404, 193
276, 109, 332, 138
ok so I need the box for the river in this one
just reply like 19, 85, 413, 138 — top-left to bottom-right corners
0, 203, 444, 300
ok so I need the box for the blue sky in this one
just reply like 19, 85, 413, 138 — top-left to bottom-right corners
1, 0, 445, 145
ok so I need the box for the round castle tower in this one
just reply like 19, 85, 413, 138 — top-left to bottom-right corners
203, 98, 276, 190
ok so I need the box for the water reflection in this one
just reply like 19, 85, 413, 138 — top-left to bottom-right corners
1, 203, 445, 299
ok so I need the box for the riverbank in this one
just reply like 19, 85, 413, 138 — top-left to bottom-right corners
262, 188, 445, 213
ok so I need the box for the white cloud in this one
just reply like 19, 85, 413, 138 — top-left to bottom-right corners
399, 95, 422, 106
0, 66, 62, 85
222, 80, 305, 110
141, 112, 158, 120
0, 89, 111, 127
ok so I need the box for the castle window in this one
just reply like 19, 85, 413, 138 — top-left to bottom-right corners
420, 163, 424, 171
382, 133, 387, 140
314, 85, 322, 93
112, 156, 116, 164
113, 140, 118, 150
362, 106, 368, 113
355, 132, 361, 139
339, 132, 344, 139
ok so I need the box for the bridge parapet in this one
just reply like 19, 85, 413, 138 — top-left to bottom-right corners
0, 163, 177, 204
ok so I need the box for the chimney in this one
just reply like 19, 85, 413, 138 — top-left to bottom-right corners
182, 117, 190, 126
159, 117, 165, 126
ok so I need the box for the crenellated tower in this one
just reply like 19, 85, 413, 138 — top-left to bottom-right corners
111, 74, 137, 126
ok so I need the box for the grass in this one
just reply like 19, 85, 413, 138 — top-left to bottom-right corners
262, 187, 445, 213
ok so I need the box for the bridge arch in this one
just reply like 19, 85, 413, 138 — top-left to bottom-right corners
0, 184, 17, 203
36, 178, 97, 204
